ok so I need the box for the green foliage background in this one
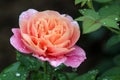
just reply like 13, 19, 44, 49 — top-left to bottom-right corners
75, 0, 120, 80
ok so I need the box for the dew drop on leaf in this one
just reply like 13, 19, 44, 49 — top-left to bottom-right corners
54, 68, 58, 71
16, 73, 21, 77
103, 22, 106, 25
3, 74, 6, 77
103, 78, 108, 80
115, 18, 118, 21
72, 68, 77, 72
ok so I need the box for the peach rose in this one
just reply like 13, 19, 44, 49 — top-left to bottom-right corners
10, 9, 86, 68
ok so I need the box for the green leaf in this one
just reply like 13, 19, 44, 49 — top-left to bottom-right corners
66, 73, 78, 80
75, 0, 83, 5
16, 51, 42, 71
30, 71, 42, 80
99, 5, 120, 18
94, 0, 112, 3
81, 0, 88, 7
0, 63, 29, 80
76, 16, 96, 21
100, 75, 120, 80
114, 55, 120, 66
2, 62, 21, 73
107, 15, 120, 21
105, 35, 120, 50
95, 59, 114, 74
100, 18, 119, 29
98, 67, 120, 80
83, 18, 101, 34
87, 0, 94, 9
58, 73, 69, 80
74, 70, 98, 80
79, 9, 100, 20
75, 0, 88, 7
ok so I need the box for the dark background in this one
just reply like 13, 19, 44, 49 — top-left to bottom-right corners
0, 0, 114, 74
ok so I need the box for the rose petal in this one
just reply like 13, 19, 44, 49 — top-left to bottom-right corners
19, 9, 38, 23
33, 54, 67, 67
67, 21, 80, 48
19, 9, 38, 33
64, 45, 86, 68
49, 57, 67, 67
61, 14, 73, 21
33, 54, 49, 61
10, 28, 32, 53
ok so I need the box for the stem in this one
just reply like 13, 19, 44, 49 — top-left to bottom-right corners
43, 62, 47, 80
105, 26, 120, 34
43, 62, 53, 80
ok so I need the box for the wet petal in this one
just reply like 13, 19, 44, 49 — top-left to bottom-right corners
64, 45, 86, 68
33, 54, 67, 67
10, 28, 32, 53
49, 57, 67, 67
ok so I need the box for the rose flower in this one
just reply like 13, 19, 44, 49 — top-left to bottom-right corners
10, 9, 86, 68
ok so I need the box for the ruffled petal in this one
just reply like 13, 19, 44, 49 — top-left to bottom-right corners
10, 28, 32, 53
61, 14, 73, 21
19, 9, 38, 33
33, 54, 49, 61
68, 21, 80, 48
19, 9, 38, 23
33, 54, 67, 67
49, 57, 67, 67
64, 45, 86, 68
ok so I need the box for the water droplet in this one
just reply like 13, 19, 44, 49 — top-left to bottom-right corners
103, 78, 108, 80
54, 68, 58, 71
103, 22, 106, 25
3, 74, 6, 77
115, 18, 118, 20
117, 23, 119, 26
16, 73, 20, 77
72, 68, 77, 72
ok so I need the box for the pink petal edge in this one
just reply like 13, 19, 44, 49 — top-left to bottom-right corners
61, 14, 73, 21
33, 54, 67, 67
19, 9, 38, 22
10, 28, 32, 53
64, 45, 86, 68
49, 57, 67, 67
